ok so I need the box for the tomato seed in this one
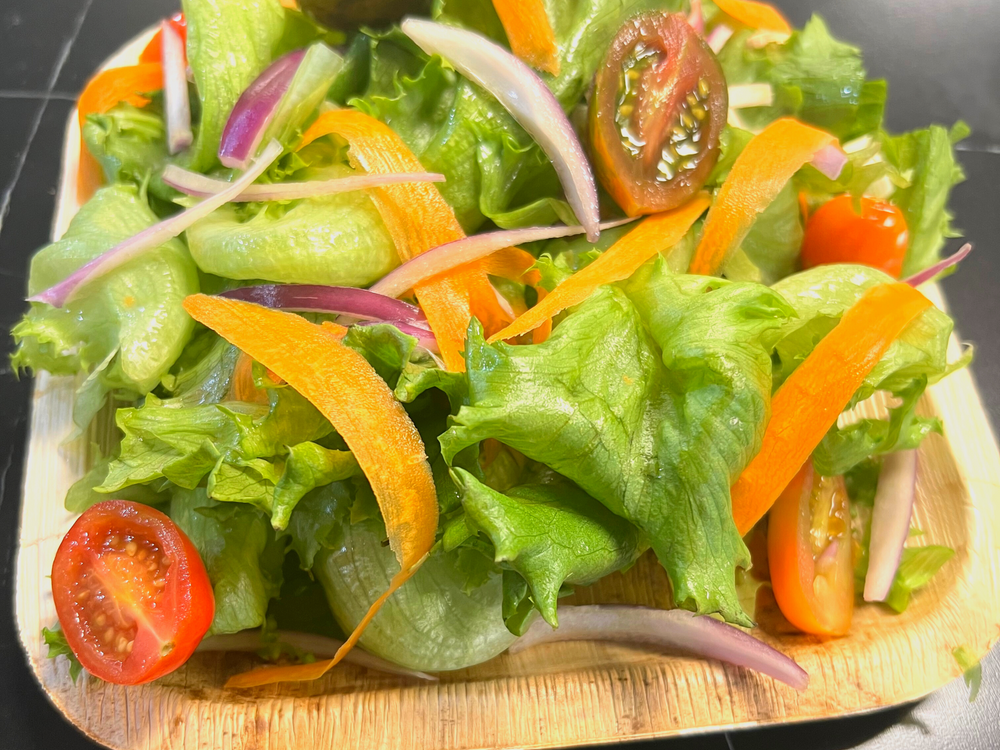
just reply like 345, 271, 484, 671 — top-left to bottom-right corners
137, 549, 147, 561
125, 541, 137, 557
153, 578, 166, 589
76, 589, 90, 602
104, 627, 115, 643
94, 613, 107, 627
125, 640, 134, 654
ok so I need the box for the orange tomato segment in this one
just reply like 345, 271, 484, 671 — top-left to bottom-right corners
712, 0, 791, 33
688, 118, 836, 276
801, 195, 909, 278
767, 463, 854, 636
489, 194, 710, 343
491, 0, 561, 76
300, 110, 510, 371
730, 282, 932, 535
181, 294, 438, 687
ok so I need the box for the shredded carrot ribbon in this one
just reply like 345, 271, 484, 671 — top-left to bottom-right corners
488, 194, 710, 344
730, 283, 932, 535
479, 246, 551, 343
299, 110, 510, 371
182, 294, 438, 688
688, 119, 836, 276
712, 0, 791, 34
491, 0, 561, 76
76, 63, 164, 203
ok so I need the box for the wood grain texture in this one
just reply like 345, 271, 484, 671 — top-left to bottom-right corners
14, 27, 1000, 750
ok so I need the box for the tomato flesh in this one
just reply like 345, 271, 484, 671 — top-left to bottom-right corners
589, 13, 727, 216
51, 500, 213, 684
801, 195, 909, 277
767, 462, 854, 637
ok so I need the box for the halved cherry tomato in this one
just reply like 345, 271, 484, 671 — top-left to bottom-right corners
138, 12, 187, 65
51, 500, 214, 685
767, 462, 854, 637
589, 12, 727, 216
801, 195, 909, 278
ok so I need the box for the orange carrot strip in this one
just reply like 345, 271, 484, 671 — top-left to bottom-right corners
300, 110, 510, 371
688, 119, 836, 276
730, 283, 932, 535
488, 193, 710, 343
182, 295, 438, 687
77, 63, 164, 129
479, 247, 551, 343
491, 0, 561, 76
713, 0, 791, 33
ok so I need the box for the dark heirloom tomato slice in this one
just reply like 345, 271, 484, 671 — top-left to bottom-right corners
589, 13, 727, 216
51, 501, 214, 685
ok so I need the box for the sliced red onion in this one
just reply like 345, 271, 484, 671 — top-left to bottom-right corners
904, 243, 972, 287
161, 19, 192, 154
706, 24, 734, 53
401, 18, 601, 242
864, 450, 918, 602
31, 140, 283, 308
370, 218, 635, 299
687, 0, 704, 34
510, 605, 809, 691
219, 50, 305, 170
219, 284, 427, 324
810, 144, 849, 181
728, 83, 774, 109
196, 630, 436, 681
161, 164, 445, 202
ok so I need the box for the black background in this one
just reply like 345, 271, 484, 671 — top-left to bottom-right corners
0, 0, 997, 748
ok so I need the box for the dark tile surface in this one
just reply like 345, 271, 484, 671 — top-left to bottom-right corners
0, 0, 997, 749
55, 0, 178, 94
0, 0, 91, 92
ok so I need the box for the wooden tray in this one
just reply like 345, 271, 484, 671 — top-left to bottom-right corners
14, 27, 1000, 750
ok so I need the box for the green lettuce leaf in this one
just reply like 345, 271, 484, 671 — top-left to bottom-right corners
880, 123, 969, 276
42, 626, 84, 683
453, 468, 645, 626
443, 266, 794, 624
82, 102, 177, 208
12, 185, 198, 427
186, 166, 398, 286
722, 182, 802, 285
884, 545, 955, 613
718, 16, 885, 139
313, 512, 517, 671
160, 330, 241, 406
182, 0, 285, 171
97, 388, 332, 494
169, 487, 286, 634
953, 645, 983, 702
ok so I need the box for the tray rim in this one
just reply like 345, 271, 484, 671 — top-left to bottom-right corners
13, 23, 1000, 750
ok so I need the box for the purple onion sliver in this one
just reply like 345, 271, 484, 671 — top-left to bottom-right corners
370, 217, 636, 299
402, 18, 601, 242
864, 450, 918, 602
810, 144, 849, 181
30, 141, 284, 308
511, 605, 809, 691
161, 19, 192, 154
218, 50, 305, 170
904, 243, 972, 287
161, 164, 446, 202
706, 24, 734, 53
687, 0, 704, 33
219, 285, 427, 324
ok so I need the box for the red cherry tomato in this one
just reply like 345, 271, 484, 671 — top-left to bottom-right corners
767, 462, 854, 637
51, 500, 213, 685
138, 12, 187, 65
589, 12, 727, 216
801, 195, 909, 278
